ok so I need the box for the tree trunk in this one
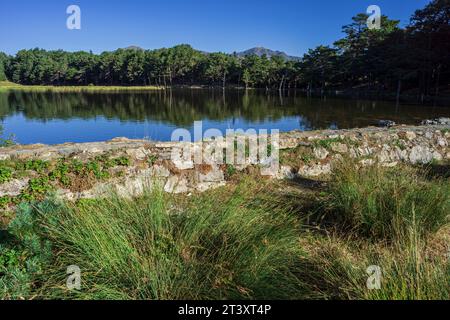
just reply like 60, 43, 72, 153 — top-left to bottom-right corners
279, 75, 285, 92
222, 71, 226, 90
396, 78, 402, 106
435, 64, 441, 97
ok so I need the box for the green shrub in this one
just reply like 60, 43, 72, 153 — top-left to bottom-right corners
112, 156, 130, 167
21, 160, 49, 173
225, 164, 237, 179
0, 166, 13, 184
0, 196, 12, 209
147, 155, 158, 166
49, 160, 71, 186
0, 201, 56, 299
19, 177, 54, 202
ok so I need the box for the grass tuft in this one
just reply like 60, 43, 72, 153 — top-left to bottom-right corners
37, 181, 306, 300
320, 160, 449, 241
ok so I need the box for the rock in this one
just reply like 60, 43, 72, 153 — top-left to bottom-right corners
421, 118, 450, 126
409, 145, 433, 164
357, 146, 372, 157
276, 166, 296, 180
298, 163, 331, 177
164, 176, 179, 193
378, 120, 396, 128
405, 131, 416, 141
196, 181, 226, 193
172, 159, 194, 170
162, 175, 189, 194
377, 150, 391, 163
126, 147, 148, 160
425, 131, 434, 139
437, 118, 449, 125
393, 147, 409, 161
432, 151, 443, 162
170, 146, 195, 170
80, 182, 110, 199
84, 147, 104, 155
421, 120, 434, 126
56, 189, 77, 201
110, 137, 131, 142
40, 151, 58, 161
0, 179, 29, 197
198, 166, 224, 182
313, 147, 329, 160
360, 159, 375, 167
153, 165, 170, 177
259, 156, 274, 167
331, 143, 348, 154
173, 159, 194, 170
382, 162, 398, 168
437, 137, 448, 147
1, 124, 449, 203
260, 156, 280, 176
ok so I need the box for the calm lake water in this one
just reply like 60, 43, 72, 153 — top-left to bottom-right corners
1, 89, 449, 145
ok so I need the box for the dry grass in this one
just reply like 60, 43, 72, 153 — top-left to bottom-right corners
0, 81, 164, 92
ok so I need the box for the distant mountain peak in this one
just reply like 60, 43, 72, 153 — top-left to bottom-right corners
124, 45, 144, 51
119, 45, 300, 60
236, 47, 300, 61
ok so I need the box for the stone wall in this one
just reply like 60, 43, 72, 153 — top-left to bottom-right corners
1, 124, 449, 204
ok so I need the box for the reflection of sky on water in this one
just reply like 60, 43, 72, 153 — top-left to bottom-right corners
2, 114, 312, 145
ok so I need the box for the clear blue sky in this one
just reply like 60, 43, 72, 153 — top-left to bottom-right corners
0, 0, 432, 56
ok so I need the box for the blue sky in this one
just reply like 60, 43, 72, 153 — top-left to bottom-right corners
0, 0, 432, 56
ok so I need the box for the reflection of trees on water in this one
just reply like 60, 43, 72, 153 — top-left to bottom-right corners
0, 90, 448, 129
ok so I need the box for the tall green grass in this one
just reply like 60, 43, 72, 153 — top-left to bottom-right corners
297, 230, 450, 300
299, 161, 450, 300
323, 160, 449, 241
2, 161, 448, 300
37, 181, 306, 300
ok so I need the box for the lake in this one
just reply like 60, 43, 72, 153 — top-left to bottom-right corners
1, 89, 449, 145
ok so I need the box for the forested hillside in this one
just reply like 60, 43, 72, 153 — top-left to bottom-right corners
1, 0, 448, 99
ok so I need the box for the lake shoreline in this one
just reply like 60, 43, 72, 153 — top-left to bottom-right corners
2, 123, 449, 148
0, 82, 164, 92
1, 124, 449, 207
